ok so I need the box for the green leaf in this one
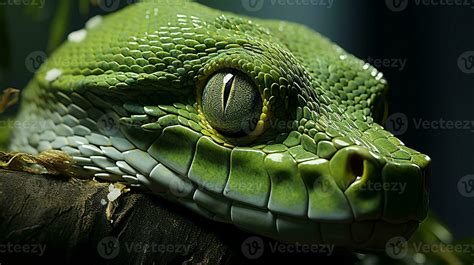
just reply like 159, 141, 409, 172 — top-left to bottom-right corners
0, 116, 12, 151
47, 0, 72, 52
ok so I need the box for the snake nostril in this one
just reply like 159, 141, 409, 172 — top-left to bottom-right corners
350, 154, 364, 182
330, 146, 379, 191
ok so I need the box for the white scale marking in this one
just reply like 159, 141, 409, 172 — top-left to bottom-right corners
45, 68, 62, 82
68, 29, 87, 43
85, 15, 103, 29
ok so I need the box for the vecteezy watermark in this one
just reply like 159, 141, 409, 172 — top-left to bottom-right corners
97, 112, 121, 136
311, 177, 406, 195
97, 236, 193, 259
241, 236, 265, 259
385, 113, 409, 136
385, 0, 409, 12
385, 236, 408, 259
0, 0, 45, 8
366, 57, 407, 71
0, 242, 47, 256
359, 181, 407, 194
0, 120, 50, 130
96, 0, 137, 12
97, 0, 121, 12
411, 242, 474, 257
241, 0, 265, 11
123, 242, 192, 255
386, 0, 474, 12
97, 0, 189, 11
241, 236, 334, 259
240, 114, 297, 135
25, 51, 47, 73
241, 0, 334, 12
458, 51, 474, 74
385, 113, 474, 135
412, 118, 474, 132
168, 177, 195, 197
457, 174, 474, 198
192, 181, 265, 197
386, 236, 474, 259
97, 236, 120, 259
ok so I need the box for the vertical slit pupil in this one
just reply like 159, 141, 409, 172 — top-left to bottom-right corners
222, 71, 236, 112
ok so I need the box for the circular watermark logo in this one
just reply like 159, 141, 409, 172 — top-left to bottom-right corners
241, 236, 264, 259
25, 51, 47, 73
312, 178, 333, 194
169, 178, 192, 198
97, 236, 120, 259
240, 112, 261, 135
97, 112, 121, 136
457, 51, 474, 74
457, 174, 474, 198
385, 236, 408, 259
241, 0, 265, 12
385, 0, 409, 12
97, 0, 121, 12
385, 112, 408, 136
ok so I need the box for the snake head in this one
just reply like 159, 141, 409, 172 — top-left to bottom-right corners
174, 15, 432, 249
12, 1, 430, 250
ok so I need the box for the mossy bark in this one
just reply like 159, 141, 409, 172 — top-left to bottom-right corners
0, 169, 356, 264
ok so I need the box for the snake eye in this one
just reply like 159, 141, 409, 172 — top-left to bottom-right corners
201, 70, 262, 136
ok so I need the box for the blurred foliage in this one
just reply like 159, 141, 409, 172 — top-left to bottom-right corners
358, 212, 474, 264
0, 117, 12, 151
0, 0, 127, 59
0, 88, 19, 150
47, 1, 73, 52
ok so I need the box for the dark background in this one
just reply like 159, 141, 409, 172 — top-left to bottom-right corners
0, 0, 472, 240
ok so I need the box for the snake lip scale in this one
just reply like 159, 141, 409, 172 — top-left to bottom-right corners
10, 0, 431, 250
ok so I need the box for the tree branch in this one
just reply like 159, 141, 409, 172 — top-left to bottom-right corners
0, 169, 356, 264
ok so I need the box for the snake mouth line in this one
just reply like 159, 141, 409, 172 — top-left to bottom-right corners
160, 187, 420, 250
155, 184, 420, 250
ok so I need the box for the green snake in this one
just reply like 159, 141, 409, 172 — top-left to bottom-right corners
9, 0, 431, 249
